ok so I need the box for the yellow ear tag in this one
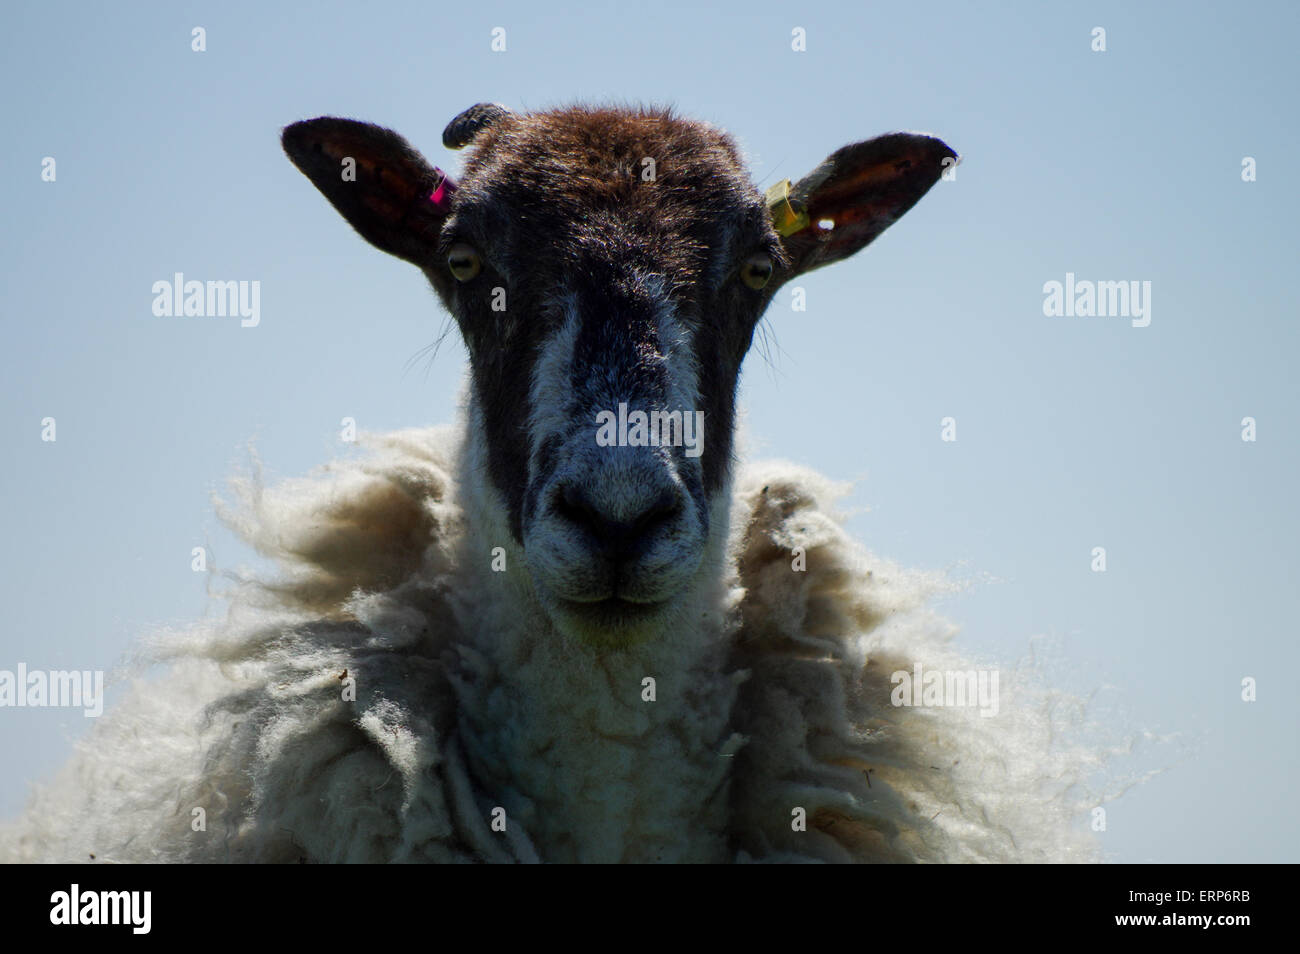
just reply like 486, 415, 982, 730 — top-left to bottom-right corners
765, 179, 810, 237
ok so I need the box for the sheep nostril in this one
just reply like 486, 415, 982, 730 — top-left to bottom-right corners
556, 483, 603, 531
631, 488, 682, 536
554, 482, 683, 557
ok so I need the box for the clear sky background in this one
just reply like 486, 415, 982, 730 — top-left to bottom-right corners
2, 0, 1296, 862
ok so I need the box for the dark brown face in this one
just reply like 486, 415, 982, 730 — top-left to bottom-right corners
422, 108, 785, 640
281, 103, 955, 645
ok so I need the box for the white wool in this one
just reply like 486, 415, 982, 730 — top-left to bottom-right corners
1, 423, 1104, 863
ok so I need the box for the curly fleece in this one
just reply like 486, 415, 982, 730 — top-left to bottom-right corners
2, 425, 1102, 863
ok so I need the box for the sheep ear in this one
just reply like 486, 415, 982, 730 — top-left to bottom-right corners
282, 118, 454, 267
769, 132, 957, 279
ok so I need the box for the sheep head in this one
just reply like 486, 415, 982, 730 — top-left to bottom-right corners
282, 104, 955, 647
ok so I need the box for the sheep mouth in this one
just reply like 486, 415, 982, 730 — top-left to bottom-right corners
559, 596, 666, 617
551, 595, 673, 642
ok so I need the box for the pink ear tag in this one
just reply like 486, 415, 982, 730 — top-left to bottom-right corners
428, 169, 456, 213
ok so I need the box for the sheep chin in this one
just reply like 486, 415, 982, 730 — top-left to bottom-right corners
532, 586, 679, 649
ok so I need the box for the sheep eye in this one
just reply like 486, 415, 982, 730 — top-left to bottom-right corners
447, 243, 482, 281
740, 253, 773, 290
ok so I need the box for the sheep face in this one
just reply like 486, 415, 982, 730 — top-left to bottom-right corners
282, 104, 956, 647
439, 108, 779, 645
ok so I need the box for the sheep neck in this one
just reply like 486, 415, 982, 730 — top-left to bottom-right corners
444, 405, 743, 862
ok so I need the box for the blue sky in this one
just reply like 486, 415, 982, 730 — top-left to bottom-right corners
1, 0, 1296, 862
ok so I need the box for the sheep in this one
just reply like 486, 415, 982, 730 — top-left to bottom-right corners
1, 103, 1103, 863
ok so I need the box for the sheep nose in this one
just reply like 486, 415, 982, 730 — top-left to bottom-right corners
554, 480, 684, 559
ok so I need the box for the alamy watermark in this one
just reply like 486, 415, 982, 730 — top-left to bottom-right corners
151, 272, 260, 327
1042, 272, 1151, 328
0, 664, 104, 717
50, 884, 150, 934
891, 662, 1000, 717
595, 402, 704, 458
